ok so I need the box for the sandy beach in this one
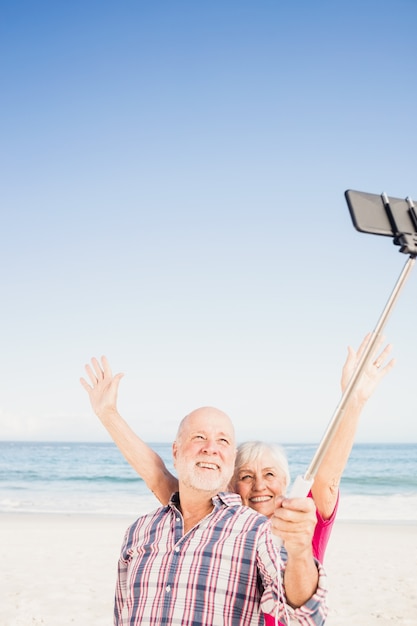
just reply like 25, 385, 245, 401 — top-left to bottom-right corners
1, 513, 416, 626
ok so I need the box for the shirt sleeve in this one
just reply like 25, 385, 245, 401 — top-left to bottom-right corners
257, 527, 328, 626
282, 560, 328, 626
114, 529, 131, 626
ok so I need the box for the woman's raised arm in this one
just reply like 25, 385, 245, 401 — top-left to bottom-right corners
311, 333, 395, 519
80, 356, 178, 505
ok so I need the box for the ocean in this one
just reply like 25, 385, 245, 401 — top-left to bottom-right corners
1, 441, 416, 522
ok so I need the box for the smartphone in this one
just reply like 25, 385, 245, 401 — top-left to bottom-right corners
345, 189, 417, 238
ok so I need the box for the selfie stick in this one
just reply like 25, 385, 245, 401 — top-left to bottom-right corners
273, 251, 415, 548
286, 191, 417, 501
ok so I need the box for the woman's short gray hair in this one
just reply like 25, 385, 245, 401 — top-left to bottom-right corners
233, 440, 291, 491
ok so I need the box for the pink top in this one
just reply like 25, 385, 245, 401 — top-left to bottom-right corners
311, 489, 339, 563
264, 491, 339, 626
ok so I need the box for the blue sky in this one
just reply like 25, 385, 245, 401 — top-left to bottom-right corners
1, 0, 416, 444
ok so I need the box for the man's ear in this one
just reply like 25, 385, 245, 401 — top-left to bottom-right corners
172, 441, 178, 465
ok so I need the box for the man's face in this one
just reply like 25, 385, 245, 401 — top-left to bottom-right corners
173, 407, 236, 494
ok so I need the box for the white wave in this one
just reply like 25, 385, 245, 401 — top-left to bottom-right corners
337, 493, 417, 522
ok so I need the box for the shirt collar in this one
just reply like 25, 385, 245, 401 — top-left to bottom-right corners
169, 491, 242, 510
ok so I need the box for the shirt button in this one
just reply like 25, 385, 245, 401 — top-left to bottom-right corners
166, 585, 171, 593
175, 547, 180, 552
176, 517, 180, 522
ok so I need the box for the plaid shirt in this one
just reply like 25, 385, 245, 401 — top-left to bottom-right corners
114, 492, 327, 626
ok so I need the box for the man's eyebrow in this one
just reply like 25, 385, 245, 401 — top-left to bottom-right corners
189, 430, 233, 440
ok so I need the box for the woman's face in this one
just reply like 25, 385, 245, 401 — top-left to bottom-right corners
233, 451, 287, 518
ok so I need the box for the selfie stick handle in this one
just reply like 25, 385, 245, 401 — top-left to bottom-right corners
272, 476, 315, 547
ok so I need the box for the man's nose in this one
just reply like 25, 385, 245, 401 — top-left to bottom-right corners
201, 439, 219, 454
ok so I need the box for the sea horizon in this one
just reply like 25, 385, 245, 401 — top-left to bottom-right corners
1, 441, 416, 522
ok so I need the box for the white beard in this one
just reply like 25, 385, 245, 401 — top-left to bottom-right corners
176, 457, 231, 493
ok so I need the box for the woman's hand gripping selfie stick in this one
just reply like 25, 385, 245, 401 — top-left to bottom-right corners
273, 251, 415, 548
